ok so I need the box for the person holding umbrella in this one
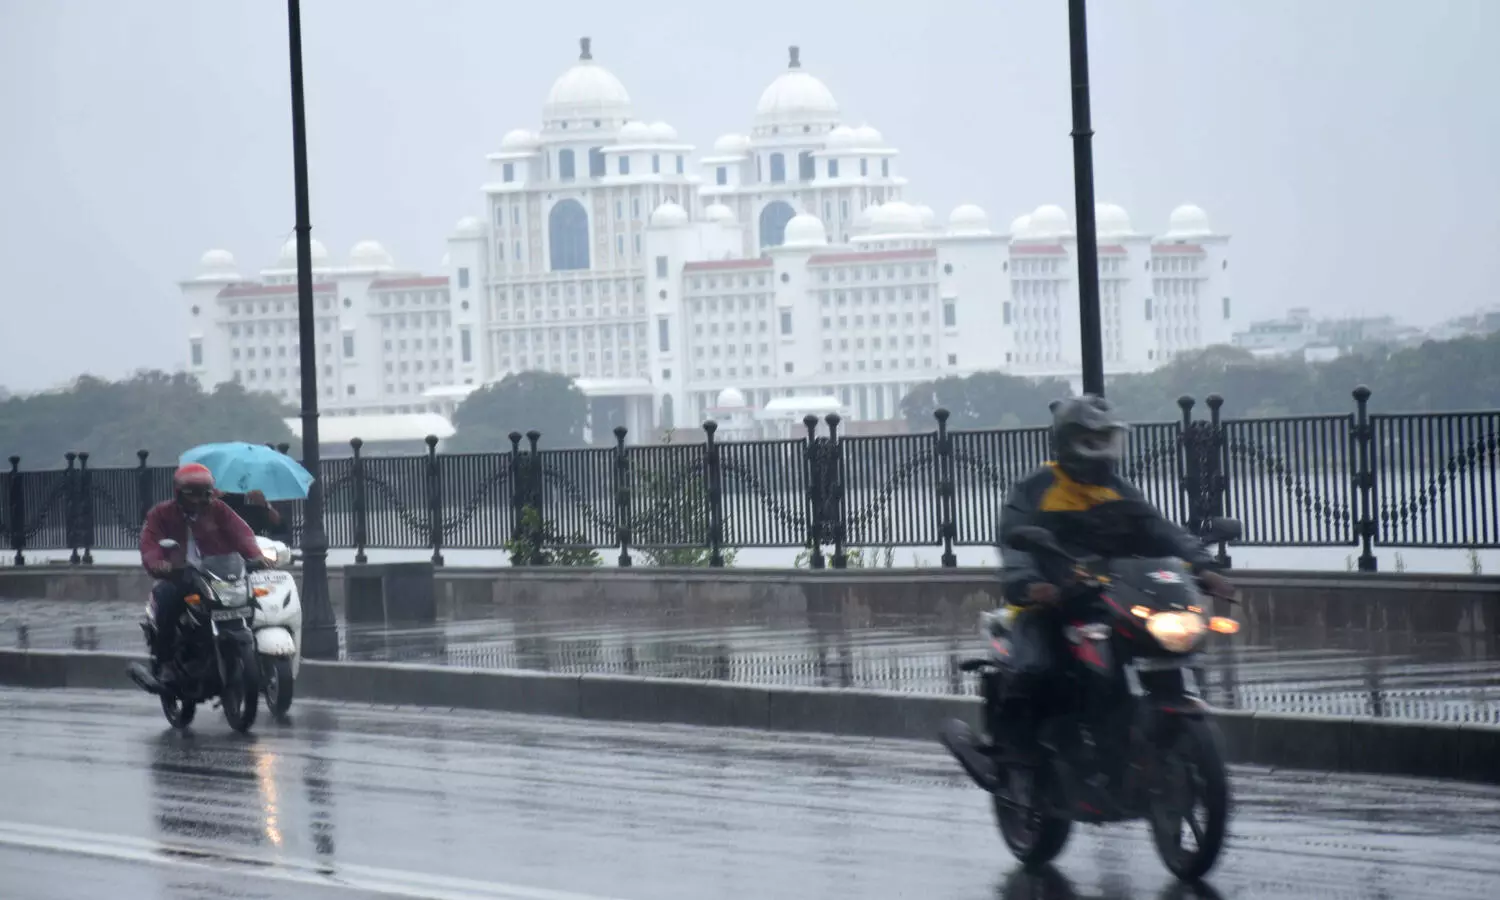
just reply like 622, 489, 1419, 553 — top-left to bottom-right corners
221, 489, 291, 541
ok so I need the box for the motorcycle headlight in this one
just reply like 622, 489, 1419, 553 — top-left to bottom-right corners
1146, 611, 1206, 653
214, 580, 250, 607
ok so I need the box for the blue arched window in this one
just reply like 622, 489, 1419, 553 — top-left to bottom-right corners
799, 151, 815, 181
660, 394, 675, 430
559, 149, 576, 182
588, 147, 605, 178
549, 199, 590, 271
758, 200, 796, 249
769, 153, 786, 183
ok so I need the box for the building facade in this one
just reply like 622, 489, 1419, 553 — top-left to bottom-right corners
183, 39, 1235, 440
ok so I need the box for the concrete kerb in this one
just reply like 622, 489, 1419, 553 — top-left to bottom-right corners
1, 649, 1497, 785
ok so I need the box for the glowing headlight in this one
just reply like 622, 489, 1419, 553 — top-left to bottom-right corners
1146, 611, 1206, 653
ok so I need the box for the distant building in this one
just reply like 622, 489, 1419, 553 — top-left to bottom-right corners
182, 39, 1235, 442
1233, 307, 1422, 361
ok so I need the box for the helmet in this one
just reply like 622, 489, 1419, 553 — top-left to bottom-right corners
173, 463, 216, 492
1051, 394, 1129, 485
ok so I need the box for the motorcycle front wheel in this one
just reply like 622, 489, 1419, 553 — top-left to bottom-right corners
221, 640, 260, 734
1148, 716, 1230, 880
261, 654, 295, 718
995, 764, 1073, 867
161, 694, 196, 729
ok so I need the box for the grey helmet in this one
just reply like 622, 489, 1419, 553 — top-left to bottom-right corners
1051, 394, 1130, 484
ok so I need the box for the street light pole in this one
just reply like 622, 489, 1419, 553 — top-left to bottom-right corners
286, 0, 337, 660
1068, 0, 1105, 397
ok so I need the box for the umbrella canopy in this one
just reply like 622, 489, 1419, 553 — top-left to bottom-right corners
179, 443, 314, 502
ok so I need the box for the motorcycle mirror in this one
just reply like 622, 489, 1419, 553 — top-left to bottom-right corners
1202, 517, 1243, 545
157, 539, 179, 550
1004, 525, 1067, 558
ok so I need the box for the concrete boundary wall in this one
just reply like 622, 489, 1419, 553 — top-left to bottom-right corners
1, 649, 1495, 785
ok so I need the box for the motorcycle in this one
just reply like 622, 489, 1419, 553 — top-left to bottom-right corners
249, 536, 302, 717
127, 538, 262, 733
940, 514, 1243, 881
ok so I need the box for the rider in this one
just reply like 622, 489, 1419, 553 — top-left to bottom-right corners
992, 394, 1233, 764
136, 463, 264, 692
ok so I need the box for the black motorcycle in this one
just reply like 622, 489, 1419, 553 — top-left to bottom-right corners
128, 538, 262, 733
940, 515, 1243, 881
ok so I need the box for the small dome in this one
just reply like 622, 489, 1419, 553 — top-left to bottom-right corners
199, 249, 237, 272
1028, 204, 1073, 239
1166, 203, 1212, 238
500, 128, 539, 151
755, 46, 840, 131
543, 38, 632, 123
349, 239, 394, 269
948, 204, 992, 235
716, 387, 748, 410
783, 213, 828, 248
914, 204, 936, 230
704, 203, 736, 224
826, 125, 859, 149
868, 200, 924, 235
647, 121, 678, 143
852, 124, 884, 146
1009, 214, 1032, 237
1095, 202, 1132, 238
278, 236, 329, 266
452, 215, 485, 238
713, 133, 751, 155
618, 120, 652, 143
649, 201, 689, 228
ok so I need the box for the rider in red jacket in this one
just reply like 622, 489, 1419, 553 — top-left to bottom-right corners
137, 463, 263, 691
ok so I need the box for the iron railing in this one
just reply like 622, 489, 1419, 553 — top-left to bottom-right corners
3, 387, 1497, 570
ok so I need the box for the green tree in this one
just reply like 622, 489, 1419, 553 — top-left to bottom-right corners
0, 370, 295, 467
901, 372, 1072, 431
448, 371, 589, 452
504, 506, 601, 567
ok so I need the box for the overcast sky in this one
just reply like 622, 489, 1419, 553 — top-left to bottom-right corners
1, 0, 1496, 392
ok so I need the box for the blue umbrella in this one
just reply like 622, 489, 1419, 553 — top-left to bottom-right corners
179, 443, 314, 502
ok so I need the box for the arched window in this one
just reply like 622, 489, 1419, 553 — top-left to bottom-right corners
758, 200, 796, 249
769, 153, 786, 183
799, 151, 815, 181
548, 199, 590, 271
588, 147, 605, 178
559, 149, 576, 182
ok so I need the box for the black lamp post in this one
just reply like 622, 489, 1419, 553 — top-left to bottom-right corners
1068, 0, 1105, 397
286, 0, 337, 660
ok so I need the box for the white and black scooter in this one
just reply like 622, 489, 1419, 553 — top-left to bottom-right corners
248, 536, 303, 717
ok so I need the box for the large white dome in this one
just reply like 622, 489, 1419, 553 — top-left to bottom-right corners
914, 204, 936, 231
278, 236, 328, 266
618, 120, 652, 143
1027, 204, 1073, 239
704, 203, 736, 224
754, 47, 839, 132
716, 387, 748, 410
647, 121, 678, 143
713, 133, 751, 155
1009, 214, 1032, 237
783, 213, 828, 248
199, 248, 237, 273
1166, 203, 1212, 238
348, 239, 394, 270
543, 38, 632, 123
649, 201, 689, 229
852, 124, 884, 147
948, 204, 992, 236
868, 200, 924, 235
452, 215, 484, 238
826, 125, 859, 149
500, 128, 539, 151
1095, 202, 1133, 238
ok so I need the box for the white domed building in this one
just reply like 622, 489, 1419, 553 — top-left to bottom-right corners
181, 40, 1231, 442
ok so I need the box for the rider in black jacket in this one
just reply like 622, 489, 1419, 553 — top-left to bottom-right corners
992, 394, 1232, 763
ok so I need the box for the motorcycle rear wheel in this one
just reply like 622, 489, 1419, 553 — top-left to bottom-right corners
261, 654, 295, 718
161, 694, 196, 729
1148, 716, 1230, 880
221, 641, 260, 734
994, 765, 1073, 867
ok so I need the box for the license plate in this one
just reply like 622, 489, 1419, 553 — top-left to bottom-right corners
211, 609, 247, 621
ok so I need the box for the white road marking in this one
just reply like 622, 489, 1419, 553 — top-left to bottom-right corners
0, 820, 631, 900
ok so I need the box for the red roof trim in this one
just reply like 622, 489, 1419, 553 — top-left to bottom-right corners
218, 282, 336, 298
1153, 243, 1205, 254
807, 248, 937, 266
1098, 244, 1127, 254
370, 276, 450, 290
1009, 244, 1067, 255
682, 257, 775, 272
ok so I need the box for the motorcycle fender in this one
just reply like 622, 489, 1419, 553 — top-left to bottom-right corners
218, 624, 256, 649
1138, 695, 1209, 745
255, 626, 296, 657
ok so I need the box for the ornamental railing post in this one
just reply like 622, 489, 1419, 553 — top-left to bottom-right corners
350, 438, 368, 564
525, 430, 545, 566
826, 413, 848, 570
1352, 384, 1378, 572
1176, 395, 1203, 535
703, 420, 725, 568
1205, 394, 1230, 568
425, 434, 444, 567
64, 451, 80, 565
802, 414, 826, 569
612, 426, 632, 567
7, 456, 24, 566
935, 408, 958, 568
78, 451, 95, 565
135, 450, 152, 535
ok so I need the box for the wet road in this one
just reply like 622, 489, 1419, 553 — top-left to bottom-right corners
2, 688, 1499, 899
